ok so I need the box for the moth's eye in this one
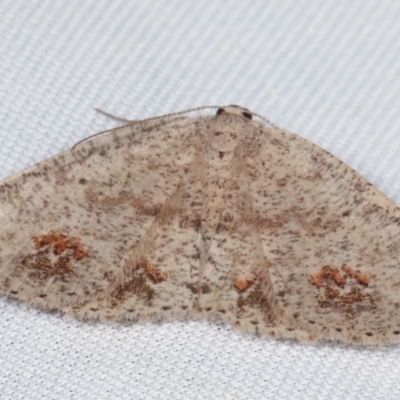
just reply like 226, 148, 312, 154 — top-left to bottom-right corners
242, 111, 252, 120
216, 108, 225, 115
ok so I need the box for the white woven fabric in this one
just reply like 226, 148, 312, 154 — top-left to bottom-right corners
1, 1, 400, 399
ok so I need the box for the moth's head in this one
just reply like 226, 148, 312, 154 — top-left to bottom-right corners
210, 105, 255, 152
215, 105, 253, 120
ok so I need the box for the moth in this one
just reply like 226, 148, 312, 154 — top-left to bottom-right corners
1, 105, 399, 346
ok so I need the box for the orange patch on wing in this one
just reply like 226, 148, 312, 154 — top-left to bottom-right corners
309, 265, 373, 311
136, 258, 167, 283
110, 258, 167, 306
16, 231, 90, 281
33, 232, 89, 261
234, 277, 255, 292
309, 266, 346, 288
342, 265, 370, 286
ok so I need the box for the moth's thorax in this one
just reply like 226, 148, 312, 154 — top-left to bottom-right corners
202, 110, 253, 190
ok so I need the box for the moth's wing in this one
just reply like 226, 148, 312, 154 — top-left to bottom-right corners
0, 116, 198, 319
251, 128, 400, 345
76, 151, 208, 322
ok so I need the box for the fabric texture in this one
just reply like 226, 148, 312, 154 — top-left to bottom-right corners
1, 1, 400, 399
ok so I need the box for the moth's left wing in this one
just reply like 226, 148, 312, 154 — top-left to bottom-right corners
0, 116, 198, 320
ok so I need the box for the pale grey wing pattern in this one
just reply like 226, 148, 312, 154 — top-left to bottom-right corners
0, 116, 198, 318
250, 128, 400, 345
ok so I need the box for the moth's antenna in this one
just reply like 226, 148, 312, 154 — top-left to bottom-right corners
72, 106, 221, 151
95, 105, 221, 124
251, 111, 278, 129
71, 106, 277, 151
94, 109, 135, 123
